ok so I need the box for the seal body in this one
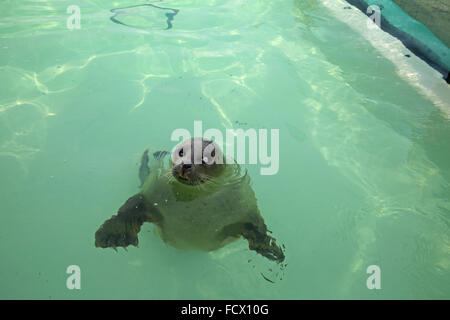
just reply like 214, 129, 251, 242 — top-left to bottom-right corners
142, 163, 258, 252
95, 138, 285, 263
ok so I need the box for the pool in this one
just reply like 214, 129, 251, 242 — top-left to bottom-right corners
0, 0, 449, 299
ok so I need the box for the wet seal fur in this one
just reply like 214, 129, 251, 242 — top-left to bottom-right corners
95, 138, 285, 263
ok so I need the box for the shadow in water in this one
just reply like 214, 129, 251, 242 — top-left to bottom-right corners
110, 3, 179, 30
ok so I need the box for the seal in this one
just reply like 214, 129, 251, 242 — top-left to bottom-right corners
95, 138, 285, 263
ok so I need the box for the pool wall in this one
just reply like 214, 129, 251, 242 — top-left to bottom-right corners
393, 0, 450, 48
344, 0, 450, 82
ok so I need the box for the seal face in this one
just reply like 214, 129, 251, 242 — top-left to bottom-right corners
95, 138, 285, 263
170, 138, 224, 185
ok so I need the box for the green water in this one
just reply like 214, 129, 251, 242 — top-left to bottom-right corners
0, 0, 449, 299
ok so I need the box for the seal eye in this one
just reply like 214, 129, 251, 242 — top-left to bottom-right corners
179, 149, 184, 157
211, 149, 215, 157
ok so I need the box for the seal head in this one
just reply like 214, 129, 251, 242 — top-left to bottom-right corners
170, 138, 224, 185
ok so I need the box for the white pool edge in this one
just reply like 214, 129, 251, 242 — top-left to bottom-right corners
320, 0, 450, 119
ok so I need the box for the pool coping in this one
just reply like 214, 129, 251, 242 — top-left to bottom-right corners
321, 0, 450, 119
342, 0, 449, 83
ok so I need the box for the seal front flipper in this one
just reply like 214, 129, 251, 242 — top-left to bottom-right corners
242, 222, 285, 263
219, 214, 285, 263
139, 149, 150, 187
95, 194, 149, 249
153, 150, 168, 160
139, 149, 169, 187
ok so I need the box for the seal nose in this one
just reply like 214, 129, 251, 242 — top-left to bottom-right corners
181, 164, 192, 177
182, 164, 192, 172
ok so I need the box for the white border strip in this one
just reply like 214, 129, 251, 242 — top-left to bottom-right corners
321, 0, 450, 118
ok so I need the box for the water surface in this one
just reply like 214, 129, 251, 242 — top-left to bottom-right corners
0, 0, 449, 299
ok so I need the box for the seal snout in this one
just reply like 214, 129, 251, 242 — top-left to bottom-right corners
171, 162, 193, 182
181, 164, 192, 178
182, 163, 192, 171
179, 163, 193, 180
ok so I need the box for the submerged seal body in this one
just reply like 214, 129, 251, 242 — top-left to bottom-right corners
95, 138, 285, 262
